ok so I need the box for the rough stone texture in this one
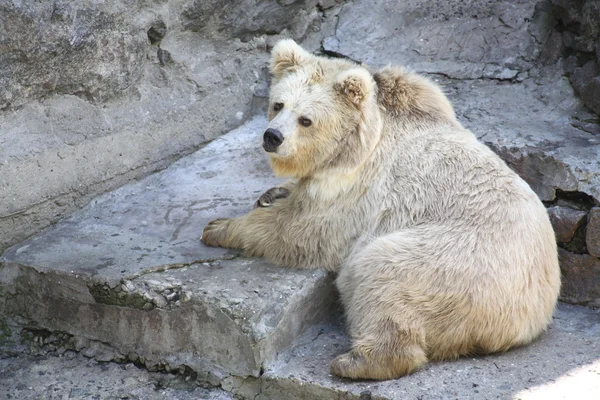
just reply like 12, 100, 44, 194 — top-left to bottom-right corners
546, 0, 600, 115
0, 1, 146, 109
225, 303, 600, 400
0, 0, 325, 111
586, 208, 600, 257
0, 118, 337, 381
559, 249, 600, 308
325, 0, 538, 78
547, 206, 588, 243
571, 61, 600, 116
0, 351, 235, 400
180, 0, 333, 42
0, 0, 334, 254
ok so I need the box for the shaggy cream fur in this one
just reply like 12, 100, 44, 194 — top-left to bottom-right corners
202, 40, 561, 380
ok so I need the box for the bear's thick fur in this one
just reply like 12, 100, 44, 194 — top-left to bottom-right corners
202, 40, 561, 380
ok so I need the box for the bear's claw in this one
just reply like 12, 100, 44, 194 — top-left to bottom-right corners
330, 350, 368, 380
201, 218, 232, 247
254, 186, 291, 209
330, 345, 426, 380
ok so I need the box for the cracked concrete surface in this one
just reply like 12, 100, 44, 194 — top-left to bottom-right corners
0, 117, 337, 383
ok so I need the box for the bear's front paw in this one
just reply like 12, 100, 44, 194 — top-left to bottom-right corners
254, 186, 291, 209
201, 218, 232, 247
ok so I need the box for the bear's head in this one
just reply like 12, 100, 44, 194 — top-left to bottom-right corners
263, 39, 382, 179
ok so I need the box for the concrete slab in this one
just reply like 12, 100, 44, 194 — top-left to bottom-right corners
0, 116, 337, 381
230, 303, 600, 400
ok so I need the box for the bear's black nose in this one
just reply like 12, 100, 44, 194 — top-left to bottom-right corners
263, 128, 284, 152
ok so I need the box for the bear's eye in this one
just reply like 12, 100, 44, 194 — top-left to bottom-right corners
273, 102, 284, 112
299, 117, 312, 127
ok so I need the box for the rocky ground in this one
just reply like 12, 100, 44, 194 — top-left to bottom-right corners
0, 352, 234, 400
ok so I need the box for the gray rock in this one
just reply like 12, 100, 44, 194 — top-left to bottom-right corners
324, 0, 538, 77
181, 0, 321, 41
0, 0, 332, 254
482, 64, 519, 80
547, 206, 588, 244
586, 208, 600, 257
0, 118, 336, 380
0, 351, 235, 400
571, 61, 600, 115
559, 248, 600, 308
0, 1, 148, 109
549, 0, 600, 54
545, 0, 600, 115
0, 36, 270, 254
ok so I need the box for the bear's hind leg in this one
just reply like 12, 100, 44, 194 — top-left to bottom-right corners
332, 233, 435, 380
330, 314, 427, 380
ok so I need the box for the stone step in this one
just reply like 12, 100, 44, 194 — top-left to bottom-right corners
0, 116, 337, 385
2, 303, 598, 399
228, 303, 600, 400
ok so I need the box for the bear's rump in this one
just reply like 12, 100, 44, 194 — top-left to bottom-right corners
337, 222, 558, 357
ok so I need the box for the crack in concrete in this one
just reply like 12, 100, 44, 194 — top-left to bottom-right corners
128, 253, 241, 281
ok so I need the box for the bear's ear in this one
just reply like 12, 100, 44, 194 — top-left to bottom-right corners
335, 68, 375, 107
270, 39, 312, 78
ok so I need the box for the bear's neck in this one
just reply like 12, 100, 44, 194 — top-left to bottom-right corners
302, 161, 375, 202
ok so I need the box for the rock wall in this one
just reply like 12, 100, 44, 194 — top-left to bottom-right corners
540, 0, 600, 115
548, 198, 600, 308
534, 0, 600, 307
0, 0, 339, 253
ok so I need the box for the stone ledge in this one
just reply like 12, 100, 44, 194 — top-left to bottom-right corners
0, 258, 335, 381
0, 117, 337, 380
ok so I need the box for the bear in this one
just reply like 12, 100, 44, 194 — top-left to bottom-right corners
202, 39, 561, 380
